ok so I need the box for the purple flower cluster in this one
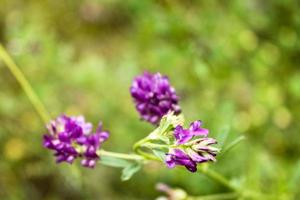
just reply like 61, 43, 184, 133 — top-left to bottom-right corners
43, 115, 109, 168
130, 72, 181, 125
174, 121, 209, 144
165, 121, 219, 172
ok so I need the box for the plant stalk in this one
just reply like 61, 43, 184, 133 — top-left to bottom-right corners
0, 43, 50, 124
133, 137, 161, 161
98, 150, 144, 161
198, 167, 238, 192
188, 192, 238, 200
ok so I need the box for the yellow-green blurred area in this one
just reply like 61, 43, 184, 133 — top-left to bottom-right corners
0, 0, 300, 199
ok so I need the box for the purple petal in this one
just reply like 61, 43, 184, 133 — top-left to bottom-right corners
174, 126, 193, 144
186, 148, 208, 163
81, 159, 97, 168
165, 149, 197, 172
165, 155, 176, 168
189, 121, 209, 136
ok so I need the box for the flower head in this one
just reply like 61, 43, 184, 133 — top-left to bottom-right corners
165, 120, 219, 172
43, 115, 109, 168
130, 72, 181, 125
166, 149, 197, 172
174, 120, 208, 144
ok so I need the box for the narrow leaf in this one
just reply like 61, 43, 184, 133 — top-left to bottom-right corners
99, 155, 131, 168
121, 163, 141, 181
217, 125, 231, 148
152, 149, 167, 161
221, 135, 246, 155
158, 135, 170, 144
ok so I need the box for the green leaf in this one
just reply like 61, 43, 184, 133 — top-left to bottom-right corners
100, 156, 141, 181
221, 135, 246, 155
157, 135, 170, 144
121, 163, 141, 181
152, 149, 167, 161
99, 155, 132, 168
217, 125, 231, 148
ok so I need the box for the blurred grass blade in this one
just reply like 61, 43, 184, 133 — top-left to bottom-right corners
0, 43, 50, 123
221, 135, 246, 155
217, 125, 231, 148
121, 163, 141, 181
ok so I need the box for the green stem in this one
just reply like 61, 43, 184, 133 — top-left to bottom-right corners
133, 137, 151, 152
0, 43, 51, 124
221, 136, 246, 155
133, 137, 161, 161
98, 150, 144, 161
142, 143, 169, 149
198, 167, 238, 192
136, 148, 161, 161
188, 192, 238, 200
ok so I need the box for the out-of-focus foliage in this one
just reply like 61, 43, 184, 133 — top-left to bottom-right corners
0, 0, 300, 199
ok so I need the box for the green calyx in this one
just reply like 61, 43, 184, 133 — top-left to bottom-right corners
133, 112, 185, 161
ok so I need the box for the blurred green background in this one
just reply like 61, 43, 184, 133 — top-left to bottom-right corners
0, 0, 300, 199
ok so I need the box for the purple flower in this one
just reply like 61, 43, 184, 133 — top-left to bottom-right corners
43, 115, 109, 168
130, 72, 181, 125
166, 149, 197, 172
165, 120, 219, 172
174, 120, 209, 144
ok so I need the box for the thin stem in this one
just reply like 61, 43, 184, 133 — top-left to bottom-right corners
188, 192, 238, 200
133, 137, 161, 161
0, 43, 50, 124
133, 137, 151, 152
221, 135, 246, 155
98, 150, 144, 161
137, 148, 161, 161
142, 143, 169, 149
198, 167, 238, 192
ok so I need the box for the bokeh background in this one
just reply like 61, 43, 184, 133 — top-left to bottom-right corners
1, 0, 300, 199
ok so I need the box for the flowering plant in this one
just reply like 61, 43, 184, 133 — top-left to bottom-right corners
40, 72, 223, 182
0, 45, 244, 197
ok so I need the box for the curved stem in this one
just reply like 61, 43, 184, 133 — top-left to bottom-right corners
98, 150, 144, 161
137, 148, 161, 161
133, 137, 151, 152
198, 167, 238, 192
133, 137, 161, 161
0, 43, 51, 124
